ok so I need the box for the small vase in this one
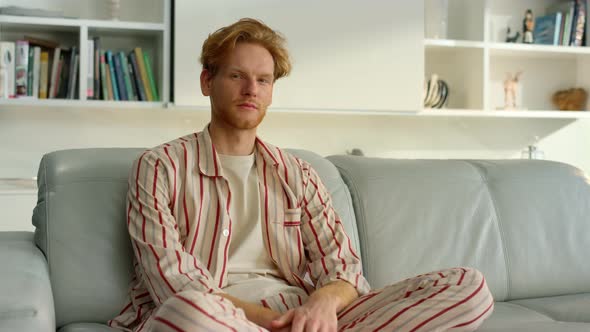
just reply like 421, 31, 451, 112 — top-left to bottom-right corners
110, 0, 121, 21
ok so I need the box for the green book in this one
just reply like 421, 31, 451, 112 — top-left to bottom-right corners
27, 47, 34, 96
143, 52, 159, 101
99, 50, 109, 100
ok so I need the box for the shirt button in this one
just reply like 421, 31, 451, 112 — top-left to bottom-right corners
222, 229, 229, 237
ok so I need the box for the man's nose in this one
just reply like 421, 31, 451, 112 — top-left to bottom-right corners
242, 78, 258, 96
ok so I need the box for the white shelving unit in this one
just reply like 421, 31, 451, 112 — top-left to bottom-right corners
424, 0, 590, 119
0, 0, 170, 107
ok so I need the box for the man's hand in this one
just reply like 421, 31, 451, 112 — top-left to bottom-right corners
270, 280, 358, 332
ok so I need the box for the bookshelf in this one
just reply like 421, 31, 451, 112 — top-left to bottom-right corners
424, 0, 590, 119
0, 0, 170, 107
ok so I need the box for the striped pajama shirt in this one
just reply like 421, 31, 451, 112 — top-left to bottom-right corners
108, 126, 493, 331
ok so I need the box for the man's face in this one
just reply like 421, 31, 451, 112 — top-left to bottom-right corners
201, 42, 275, 131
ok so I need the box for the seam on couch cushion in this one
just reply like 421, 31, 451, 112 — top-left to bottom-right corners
463, 161, 511, 301
334, 164, 370, 277
498, 302, 556, 322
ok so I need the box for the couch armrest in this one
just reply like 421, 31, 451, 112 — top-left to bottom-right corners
0, 232, 55, 332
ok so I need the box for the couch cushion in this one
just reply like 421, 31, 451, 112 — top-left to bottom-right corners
33, 148, 144, 327
58, 323, 118, 332
328, 157, 590, 303
510, 293, 590, 323
327, 156, 509, 300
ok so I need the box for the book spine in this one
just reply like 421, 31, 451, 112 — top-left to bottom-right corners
134, 47, 153, 101
27, 46, 34, 96
105, 59, 114, 101
39, 51, 49, 99
106, 51, 120, 101
0, 42, 16, 98
127, 60, 139, 101
94, 38, 101, 99
32, 47, 41, 98
87, 39, 94, 99
129, 52, 147, 101
53, 55, 64, 98
113, 53, 128, 100
119, 52, 135, 100
99, 51, 109, 100
143, 52, 159, 101
48, 48, 61, 98
15, 40, 29, 97
68, 54, 79, 99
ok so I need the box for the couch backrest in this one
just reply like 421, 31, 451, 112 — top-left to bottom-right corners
328, 156, 590, 302
32, 148, 359, 327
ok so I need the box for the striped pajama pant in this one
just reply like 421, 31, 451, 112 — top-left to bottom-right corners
140, 267, 494, 332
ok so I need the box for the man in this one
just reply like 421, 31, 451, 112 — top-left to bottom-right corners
109, 18, 494, 331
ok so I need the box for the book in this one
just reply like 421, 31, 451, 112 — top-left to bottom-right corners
127, 59, 139, 101
547, 1, 575, 46
0, 42, 15, 98
87, 39, 94, 99
119, 52, 135, 100
113, 53, 128, 100
32, 47, 40, 98
129, 51, 147, 101
23, 35, 59, 49
26, 46, 34, 96
99, 51, 109, 100
134, 47, 153, 101
143, 52, 159, 101
39, 51, 49, 99
534, 12, 562, 45
104, 60, 114, 100
93, 37, 101, 99
68, 54, 79, 99
15, 40, 29, 96
65, 47, 77, 99
48, 47, 61, 98
57, 51, 70, 98
571, 0, 586, 46
106, 51, 120, 100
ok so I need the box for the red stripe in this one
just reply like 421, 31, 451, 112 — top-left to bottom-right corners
277, 148, 289, 184
211, 143, 219, 176
279, 292, 289, 311
309, 178, 325, 205
147, 244, 176, 294
256, 138, 279, 165
118, 301, 132, 315
263, 159, 274, 259
297, 294, 303, 306
152, 158, 167, 248
136, 244, 162, 305
457, 268, 466, 286
337, 292, 379, 320
207, 195, 221, 270
283, 221, 301, 226
324, 211, 346, 270
453, 300, 494, 328
409, 278, 487, 332
218, 182, 232, 288
190, 173, 204, 255
164, 147, 177, 209
134, 292, 150, 300
175, 250, 194, 282
373, 285, 451, 331
136, 153, 148, 242
261, 299, 270, 308
176, 294, 237, 332
127, 201, 132, 227
153, 317, 185, 332
181, 143, 190, 242
295, 228, 303, 269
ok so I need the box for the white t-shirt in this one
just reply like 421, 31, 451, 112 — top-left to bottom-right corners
219, 153, 306, 305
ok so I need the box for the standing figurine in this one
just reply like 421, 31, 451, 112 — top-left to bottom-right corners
504, 71, 522, 110
523, 9, 534, 43
505, 27, 520, 43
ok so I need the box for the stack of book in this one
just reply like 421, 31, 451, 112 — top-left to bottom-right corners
0, 36, 159, 101
89, 37, 159, 101
534, 0, 587, 46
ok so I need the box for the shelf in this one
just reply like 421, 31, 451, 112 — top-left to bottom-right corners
488, 42, 590, 59
0, 15, 165, 32
0, 98, 166, 109
420, 108, 590, 119
424, 38, 485, 49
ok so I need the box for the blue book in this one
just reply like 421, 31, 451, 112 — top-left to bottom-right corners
106, 51, 120, 101
534, 12, 562, 45
113, 53, 128, 100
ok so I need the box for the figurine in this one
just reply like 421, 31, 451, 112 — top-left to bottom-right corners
505, 27, 520, 43
504, 71, 522, 110
523, 9, 534, 43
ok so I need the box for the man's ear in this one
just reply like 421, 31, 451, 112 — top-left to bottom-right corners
200, 69, 212, 96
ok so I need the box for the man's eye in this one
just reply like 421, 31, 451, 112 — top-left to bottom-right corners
259, 79, 270, 84
230, 73, 240, 79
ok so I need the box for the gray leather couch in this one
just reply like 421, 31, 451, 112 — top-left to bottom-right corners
1, 148, 589, 331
